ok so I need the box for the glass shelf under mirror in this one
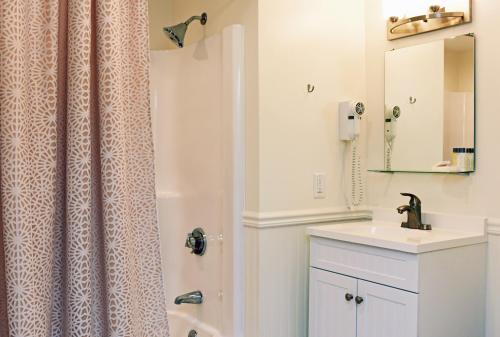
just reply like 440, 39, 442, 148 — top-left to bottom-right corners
368, 169, 473, 175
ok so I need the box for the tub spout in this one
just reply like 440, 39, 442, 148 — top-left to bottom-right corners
175, 291, 203, 305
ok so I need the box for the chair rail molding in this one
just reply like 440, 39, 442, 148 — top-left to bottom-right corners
243, 207, 372, 229
487, 218, 500, 236
243, 208, 500, 234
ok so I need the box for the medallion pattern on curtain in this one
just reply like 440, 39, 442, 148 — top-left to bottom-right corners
0, 0, 169, 336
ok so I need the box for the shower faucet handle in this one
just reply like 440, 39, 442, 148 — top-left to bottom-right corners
185, 228, 207, 256
185, 234, 197, 249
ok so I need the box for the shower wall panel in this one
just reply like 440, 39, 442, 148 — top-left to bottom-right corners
150, 25, 244, 337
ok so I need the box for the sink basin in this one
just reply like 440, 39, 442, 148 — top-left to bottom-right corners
307, 218, 487, 253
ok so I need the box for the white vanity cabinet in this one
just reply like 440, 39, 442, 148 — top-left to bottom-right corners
308, 235, 487, 337
356, 279, 417, 337
309, 269, 357, 337
310, 268, 417, 337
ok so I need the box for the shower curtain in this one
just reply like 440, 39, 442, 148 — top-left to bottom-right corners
0, 1, 169, 336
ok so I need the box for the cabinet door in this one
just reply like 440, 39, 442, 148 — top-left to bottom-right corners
309, 268, 357, 337
356, 280, 418, 337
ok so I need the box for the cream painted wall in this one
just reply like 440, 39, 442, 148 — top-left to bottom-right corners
258, 0, 366, 212
366, 0, 500, 218
148, 0, 260, 211
167, 0, 255, 49
149, 0, 366, 214
244, 1, 367, 336
148, 0, 172, 50
365, 2, 500, 336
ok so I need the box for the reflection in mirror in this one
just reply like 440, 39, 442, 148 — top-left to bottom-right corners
381, 34, 475, 173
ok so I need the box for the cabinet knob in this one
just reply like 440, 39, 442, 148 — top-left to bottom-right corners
355, 296, 364, 304
345, 293, 354, 302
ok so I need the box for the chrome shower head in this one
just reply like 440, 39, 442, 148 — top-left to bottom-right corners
163, 23, 188, 48
163, 13, 208, 48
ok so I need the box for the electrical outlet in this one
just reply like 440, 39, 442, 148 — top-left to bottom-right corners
313, 173, 326, 199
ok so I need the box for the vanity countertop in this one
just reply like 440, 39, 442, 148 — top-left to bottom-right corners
307, 209, 487, 253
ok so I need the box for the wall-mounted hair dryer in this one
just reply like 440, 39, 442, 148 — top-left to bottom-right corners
339, 101, 366, 141
338, 100, 366, 208
385, 105, 401, 142
384, 105, 400, 171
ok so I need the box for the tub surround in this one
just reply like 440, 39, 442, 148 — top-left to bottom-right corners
152, 25, 245, 337
168, 311, 222, 337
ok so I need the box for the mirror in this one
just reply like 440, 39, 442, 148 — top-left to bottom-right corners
373, 34, 475, 173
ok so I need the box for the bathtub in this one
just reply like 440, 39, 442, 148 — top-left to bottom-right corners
168, 311, 222, 337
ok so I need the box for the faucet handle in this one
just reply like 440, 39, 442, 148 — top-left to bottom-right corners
400, 193, 421, 206
185, 228, 207, 256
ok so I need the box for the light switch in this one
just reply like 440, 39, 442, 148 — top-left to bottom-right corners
314, 173, 326, 199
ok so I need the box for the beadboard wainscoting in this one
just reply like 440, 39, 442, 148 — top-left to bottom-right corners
243, 208, 371, 337
487, 218, 500, 337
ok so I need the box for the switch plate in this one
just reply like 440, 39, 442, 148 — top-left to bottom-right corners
313, 173, 326, 199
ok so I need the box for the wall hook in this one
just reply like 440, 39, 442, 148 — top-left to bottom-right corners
307, 84, 315, 93
409, 96, 417, 104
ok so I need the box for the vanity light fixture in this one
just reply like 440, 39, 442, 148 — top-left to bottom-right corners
387, 0, 472, 40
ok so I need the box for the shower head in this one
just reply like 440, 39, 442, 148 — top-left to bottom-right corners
163, 13, 208, 48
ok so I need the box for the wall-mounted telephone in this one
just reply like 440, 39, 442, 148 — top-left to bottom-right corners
339, 101, 365, 208
384, 105, 401, 170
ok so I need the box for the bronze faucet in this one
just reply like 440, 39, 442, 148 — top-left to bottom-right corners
397, 193, 432, 230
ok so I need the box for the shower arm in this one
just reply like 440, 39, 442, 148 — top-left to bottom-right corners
185, 13, 208, 26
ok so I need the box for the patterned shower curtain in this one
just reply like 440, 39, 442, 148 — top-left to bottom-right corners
0, 1, 169, 336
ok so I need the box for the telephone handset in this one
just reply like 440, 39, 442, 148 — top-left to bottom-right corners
339, 101, 365, 208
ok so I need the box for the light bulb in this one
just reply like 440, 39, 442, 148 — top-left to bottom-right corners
383, 0, 430, 19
